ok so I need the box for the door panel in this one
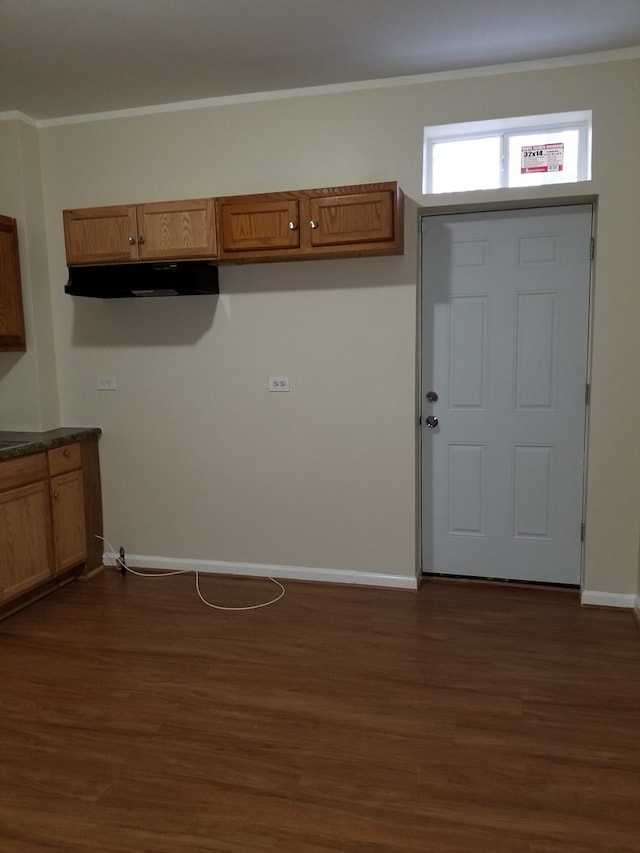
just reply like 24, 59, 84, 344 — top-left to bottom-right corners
515, 292, 557, 410
63, 206, 138, 264
421, 205, 592, 585
309, 191, 395, 247
512, 445, 553, 538
449, 296, 487, 408
448, 443, 485, 535
218, 199, 300, 254
138, 199, 216, 260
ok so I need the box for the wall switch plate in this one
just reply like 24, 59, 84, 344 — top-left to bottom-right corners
269, 376, 290, 392
97, 375, 117, 390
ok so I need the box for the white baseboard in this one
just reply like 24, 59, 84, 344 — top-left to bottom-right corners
581, 590, 637, 609
102, 552, 419, 591
635, 595, 640, 622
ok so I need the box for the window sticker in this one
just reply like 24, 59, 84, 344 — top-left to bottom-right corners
521, 142, 564, 173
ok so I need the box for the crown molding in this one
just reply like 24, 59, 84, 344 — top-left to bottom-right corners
6, 45, 640, 129
0, 110, 39, 127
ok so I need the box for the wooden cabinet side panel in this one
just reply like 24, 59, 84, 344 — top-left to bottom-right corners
80, 438, 104, 573
0, 216, 26, 352
63, 206, 138, 265
137, 199, 217, 260
50, 470, 86, 573
0, 481, 53, 601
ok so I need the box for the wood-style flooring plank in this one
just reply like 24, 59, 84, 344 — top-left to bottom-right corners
0, 572, 639, 851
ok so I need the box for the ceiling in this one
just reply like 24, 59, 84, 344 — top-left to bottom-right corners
2, 0, 640, 121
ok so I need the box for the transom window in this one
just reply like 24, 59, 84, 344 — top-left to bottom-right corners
423, 111, 592, 194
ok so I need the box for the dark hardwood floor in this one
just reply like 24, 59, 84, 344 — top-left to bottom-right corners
0, 570, 639, 852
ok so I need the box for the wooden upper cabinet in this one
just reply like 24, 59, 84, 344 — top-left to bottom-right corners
62, 184, 402, 267
63, 199, 217, 265
216, 182, 403, 262
308, 190, 396, 248
0, 215, 27, 352
63, 206, 138, 265
137, 199, 217, 260
218, 198, 301, 254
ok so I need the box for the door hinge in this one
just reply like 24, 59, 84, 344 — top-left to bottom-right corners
581, 522, 585, 542
585, 383, 590, 405
590, 237, 595, 260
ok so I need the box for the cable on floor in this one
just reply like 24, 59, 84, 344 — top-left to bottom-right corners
96, 535, 285, 611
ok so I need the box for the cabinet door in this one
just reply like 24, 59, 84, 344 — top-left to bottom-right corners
137, 199, 217, 260
63, 206, 138, 265
0, 481, 53, 601
50, 470, 86, 573
218, 198, 300, 256
308, 189, 396, 249
0, 215, 26, 352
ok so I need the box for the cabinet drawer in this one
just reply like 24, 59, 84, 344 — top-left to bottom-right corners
0, 453, 48, 492
48, 443, 82, 476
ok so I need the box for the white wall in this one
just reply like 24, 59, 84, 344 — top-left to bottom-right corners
4, 53, 640, 592
0, 120, 59, 430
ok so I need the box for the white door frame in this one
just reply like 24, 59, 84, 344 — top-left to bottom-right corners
416, 197, 596, 586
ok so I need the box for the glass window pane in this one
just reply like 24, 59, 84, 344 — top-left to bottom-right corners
507, 129, 580, 188
431, 137, 501, 193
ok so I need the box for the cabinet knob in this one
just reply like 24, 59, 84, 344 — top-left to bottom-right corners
309, 219, 319, 229
63, 448, 70, 457
128, 236, 136, 245
138, 235, 145, 245
53, 490, 59, 499
288, 221, 298, 231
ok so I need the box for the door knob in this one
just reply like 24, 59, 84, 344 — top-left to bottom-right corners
426, 391, 438, 403
425, 415, 439, 428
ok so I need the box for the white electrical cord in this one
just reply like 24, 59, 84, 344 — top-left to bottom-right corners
96, 536, 285, 611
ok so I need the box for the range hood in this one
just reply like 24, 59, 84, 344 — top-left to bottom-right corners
65, 261, 219, 298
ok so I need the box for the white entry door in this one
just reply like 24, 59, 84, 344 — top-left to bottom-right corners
421, 205, 592, 584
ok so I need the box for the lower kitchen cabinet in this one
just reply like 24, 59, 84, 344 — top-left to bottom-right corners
0, 433, 101, 615
50, 471, 86, 573
0, 476, 53, 601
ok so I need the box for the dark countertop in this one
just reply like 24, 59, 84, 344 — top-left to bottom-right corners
0, 427, 102, 461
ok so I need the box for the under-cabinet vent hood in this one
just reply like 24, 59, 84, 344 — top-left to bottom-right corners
65, 261, 219, 298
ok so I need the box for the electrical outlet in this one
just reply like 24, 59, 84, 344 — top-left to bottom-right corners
269, 376, 290, 392
97, 375, 117, 390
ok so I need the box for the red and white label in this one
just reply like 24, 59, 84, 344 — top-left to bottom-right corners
521, 143, 564, 173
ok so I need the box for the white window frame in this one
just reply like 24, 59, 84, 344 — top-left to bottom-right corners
423, 111, 592, 194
